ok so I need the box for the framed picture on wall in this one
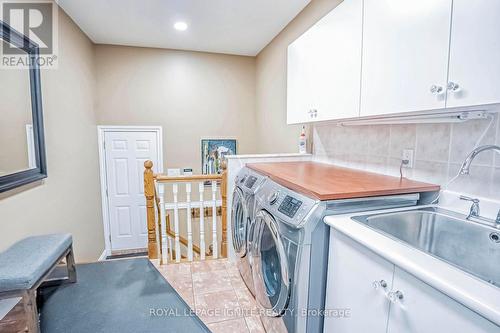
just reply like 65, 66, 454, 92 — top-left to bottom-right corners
201, 139, 237, 175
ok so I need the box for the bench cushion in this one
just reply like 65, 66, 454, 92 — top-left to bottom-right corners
0, 234, 72, 293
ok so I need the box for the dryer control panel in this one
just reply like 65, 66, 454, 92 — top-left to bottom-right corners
278, 196, 303, 218
255, 179, 318, 227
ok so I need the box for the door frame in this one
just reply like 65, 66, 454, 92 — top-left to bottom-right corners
97, 125, 164, 258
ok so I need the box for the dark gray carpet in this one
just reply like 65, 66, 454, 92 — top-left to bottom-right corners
39, 258, 210, 333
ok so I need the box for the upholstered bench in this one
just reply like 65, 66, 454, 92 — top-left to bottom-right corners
0, 234, 76, 332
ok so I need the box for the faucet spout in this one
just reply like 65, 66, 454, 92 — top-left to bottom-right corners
459, 145, 500, 175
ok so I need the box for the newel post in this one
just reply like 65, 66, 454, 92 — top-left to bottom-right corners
220, 160, 228, 258
144, 160, 158, 259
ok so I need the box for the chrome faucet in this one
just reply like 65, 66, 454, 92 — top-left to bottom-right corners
459, 145, 500, 175
460, 195, 500, 227
460, 195, 480, 219
458, 145, 500, 227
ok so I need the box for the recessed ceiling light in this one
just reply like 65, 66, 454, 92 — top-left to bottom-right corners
174, 21, 188, 31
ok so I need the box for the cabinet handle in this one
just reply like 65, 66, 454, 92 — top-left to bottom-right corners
430, 85, 444, 95
387, 290, 404, 303
447, 82, 460, 92
372, 280, 388, 290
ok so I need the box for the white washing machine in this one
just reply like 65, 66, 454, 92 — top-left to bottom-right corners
231, 167, 267, 296
251, 179, 421, 333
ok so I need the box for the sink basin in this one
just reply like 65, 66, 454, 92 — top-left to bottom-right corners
352, 207, 500, 288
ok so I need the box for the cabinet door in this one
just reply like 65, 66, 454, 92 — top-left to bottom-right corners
387, 267, 499, 333
324, 230, 394, 333
447, 0, 500, 108
287, 29, 317, 124
311, 0, 363, 121
360, 0, 452, 117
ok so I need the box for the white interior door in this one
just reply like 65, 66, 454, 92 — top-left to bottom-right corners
104, 130, 160, 251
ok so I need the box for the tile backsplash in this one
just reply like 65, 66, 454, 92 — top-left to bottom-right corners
312, 111, 500, 201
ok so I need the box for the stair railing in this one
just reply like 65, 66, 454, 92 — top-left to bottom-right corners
144, 160, 228, 264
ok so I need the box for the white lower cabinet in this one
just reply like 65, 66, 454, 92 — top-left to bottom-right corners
324, 229, 499, 333
387, 267, 498, 333
325, 230, 393, 333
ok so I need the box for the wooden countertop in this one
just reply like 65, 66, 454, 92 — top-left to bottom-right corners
246, 162, 440, 201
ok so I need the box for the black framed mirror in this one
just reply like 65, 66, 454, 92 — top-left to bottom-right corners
0, 21, 47, 192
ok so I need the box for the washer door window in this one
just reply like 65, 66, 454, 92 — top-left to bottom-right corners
231, 187, 248, 257
253, 210, 290, 316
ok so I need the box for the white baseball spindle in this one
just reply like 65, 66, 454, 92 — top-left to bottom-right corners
168, 238, 173, 261
159, 183, 168, 264
198, 182, 206, 260
173, 183, 181, 262
186, 183, 193, 261
211, 181, 218, 259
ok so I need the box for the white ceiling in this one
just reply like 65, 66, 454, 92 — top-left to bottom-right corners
56, 0, 311, 56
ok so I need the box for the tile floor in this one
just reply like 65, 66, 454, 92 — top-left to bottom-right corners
154, 259, 266, 333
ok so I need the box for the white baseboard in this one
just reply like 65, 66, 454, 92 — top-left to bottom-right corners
98, 250, 107, 261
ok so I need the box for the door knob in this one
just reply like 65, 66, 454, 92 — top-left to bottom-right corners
430, 85, 444, 95
387, 290, 404, 303
447, 82, 460, 92
372, 280, 388, 290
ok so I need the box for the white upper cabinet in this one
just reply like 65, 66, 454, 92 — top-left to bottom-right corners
287, 0, 500, 124
287, 0, 363, 124
310, 0, 363, 122
287, 28, 317, 124
360, 0, 453, 117
446, 0, 500, 108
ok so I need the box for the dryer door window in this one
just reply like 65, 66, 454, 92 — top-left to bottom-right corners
231, 188, 248, 257
253, 210, 290, 317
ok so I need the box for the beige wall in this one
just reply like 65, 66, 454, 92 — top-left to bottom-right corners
95, 45, 257, 172
0, 9, 103, 262
255, 0, 342, 153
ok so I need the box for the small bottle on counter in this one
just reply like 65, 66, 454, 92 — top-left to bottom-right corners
299, 125, 307, 154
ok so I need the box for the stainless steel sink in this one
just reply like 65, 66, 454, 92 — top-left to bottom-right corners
352, 207, 500, 287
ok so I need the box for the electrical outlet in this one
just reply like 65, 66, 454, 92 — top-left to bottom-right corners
402, 149, 414, 168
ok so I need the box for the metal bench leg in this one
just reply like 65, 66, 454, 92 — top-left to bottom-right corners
23, 289, 40, 333
66, 246, 77, 283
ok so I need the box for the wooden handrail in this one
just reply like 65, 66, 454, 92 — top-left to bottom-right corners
155, 174, 223, 182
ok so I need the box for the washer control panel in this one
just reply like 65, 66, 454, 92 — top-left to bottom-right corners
235, 167, 267, 195
278, 195, 303, 218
